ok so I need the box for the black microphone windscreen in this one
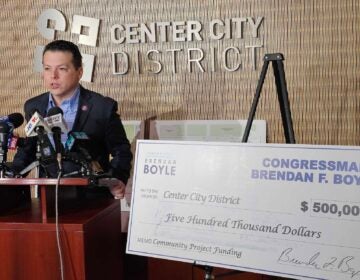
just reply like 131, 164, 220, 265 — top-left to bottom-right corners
8, 113, 24, 128
47, 106, 63, 117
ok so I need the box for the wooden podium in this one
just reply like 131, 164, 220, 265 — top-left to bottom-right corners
0, 178, 123, 280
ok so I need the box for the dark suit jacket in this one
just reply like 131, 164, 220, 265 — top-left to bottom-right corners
13, 86, 132, 184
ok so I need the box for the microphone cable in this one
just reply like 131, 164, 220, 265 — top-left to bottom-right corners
55, 170, 65, 280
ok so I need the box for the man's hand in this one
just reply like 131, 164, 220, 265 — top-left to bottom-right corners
98, 178, 126, 199
110, 180, 126, 199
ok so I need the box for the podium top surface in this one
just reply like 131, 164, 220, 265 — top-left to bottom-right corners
0, 178, 89, 186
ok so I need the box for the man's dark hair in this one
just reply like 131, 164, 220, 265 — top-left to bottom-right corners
43, 40, 83, 69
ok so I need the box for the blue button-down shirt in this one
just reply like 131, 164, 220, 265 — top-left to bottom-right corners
47, 87, 80, 145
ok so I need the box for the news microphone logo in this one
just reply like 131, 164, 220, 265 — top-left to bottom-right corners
25, 111, 51, 137
65, 132, 89, 151
8, 136, 19, 150
45, 113, 69, 133
7, 135, 26, 150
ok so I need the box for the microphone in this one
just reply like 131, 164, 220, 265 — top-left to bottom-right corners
65, 131, 89, 152
0, 122, 11, 163
8, 134, 27, 150
46, 107, 67, 172
25, 110, 51, 137
62, 131, 93, 177
0, 113, 24, 163
45, 107, 69, 134
0, 113, 24, 130
62, 132, 107, 179
24, 109, 55, 164
65, 131, 92, 163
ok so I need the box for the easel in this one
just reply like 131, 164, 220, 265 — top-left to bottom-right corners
193, 263, 242, 279
195, 53, 296, 280
242, 53, 295, 144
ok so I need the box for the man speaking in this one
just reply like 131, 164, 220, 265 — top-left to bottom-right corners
12, 40, 132, 199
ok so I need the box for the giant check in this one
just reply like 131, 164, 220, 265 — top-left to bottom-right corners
127, 140, 360, 280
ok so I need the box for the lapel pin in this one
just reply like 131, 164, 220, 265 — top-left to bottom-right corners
81, 105, 88, 111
